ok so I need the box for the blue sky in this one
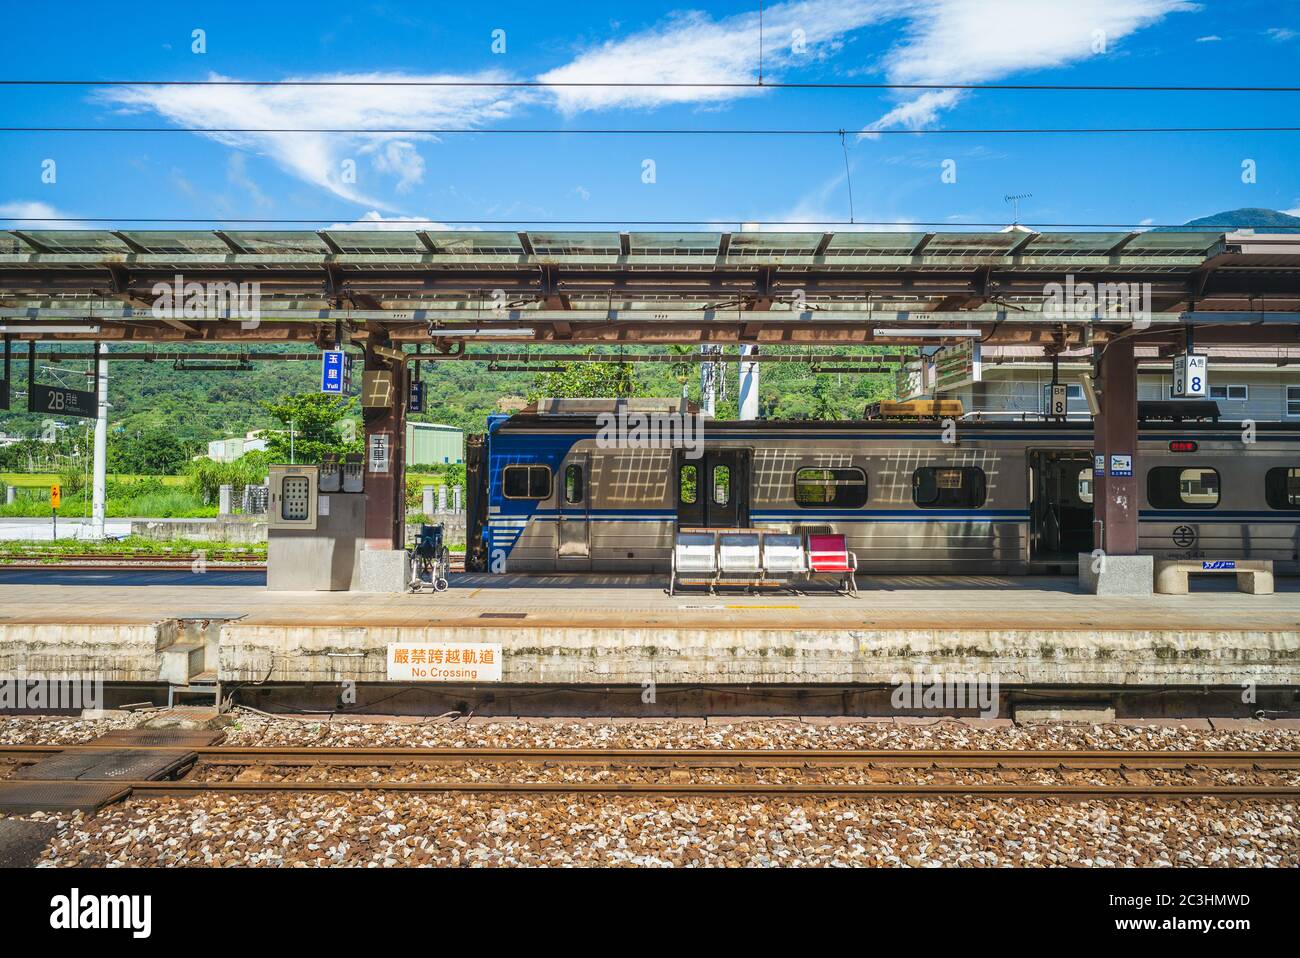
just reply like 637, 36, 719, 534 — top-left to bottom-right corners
1, 0, 1298, 231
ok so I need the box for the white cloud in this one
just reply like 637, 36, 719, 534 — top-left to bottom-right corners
90, 2, 1196, 210
0, 200, 84, 228
1196, 34, 1221, 42
863, 0, 1196, 131
363, 140, 425, 194
98, 71, 524, 206
325, 210, 462, 231
1266, 27, 1298, 41
537, 1, 906, 114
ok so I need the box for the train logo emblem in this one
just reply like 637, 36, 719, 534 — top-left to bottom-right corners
1172, 525, 1197, 548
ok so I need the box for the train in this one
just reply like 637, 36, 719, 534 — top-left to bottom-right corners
463, 399, 1300, 576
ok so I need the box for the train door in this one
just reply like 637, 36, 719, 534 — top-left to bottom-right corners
675, 449, 750, 528
1029, 450, 1094, 567
556, 454, 591, 570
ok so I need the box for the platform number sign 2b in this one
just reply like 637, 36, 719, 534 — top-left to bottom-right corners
1172, 354, 1208, 398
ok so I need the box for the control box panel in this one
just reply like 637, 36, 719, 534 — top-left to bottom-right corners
268, 464, 320, 530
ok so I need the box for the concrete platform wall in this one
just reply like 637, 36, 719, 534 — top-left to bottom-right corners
218, 622, 1300, 688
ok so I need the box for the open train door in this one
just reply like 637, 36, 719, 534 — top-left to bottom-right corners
1028, 449, 1094, 570
464, 433, 489, 572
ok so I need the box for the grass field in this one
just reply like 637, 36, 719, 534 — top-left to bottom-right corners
1, 473, 188, 488
0, 536, 266, 560
0, 472, 211, 518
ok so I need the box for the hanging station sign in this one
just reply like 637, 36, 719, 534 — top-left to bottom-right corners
27, 345, 98, 419
408, 379, 425, 413
1172, 353, 1208, 398
320, 349, 353, 395
933, 340, 982, 392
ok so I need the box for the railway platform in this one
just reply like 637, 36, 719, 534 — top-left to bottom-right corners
0, 571, 1297, 701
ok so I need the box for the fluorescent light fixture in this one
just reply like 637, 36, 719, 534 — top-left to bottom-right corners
0, 324, 102, 334
873, 328, 981, 338
434, 328, 537, 337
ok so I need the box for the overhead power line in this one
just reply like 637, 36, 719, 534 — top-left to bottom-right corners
1, 79, 1298, 92
3, 125, 1298, 135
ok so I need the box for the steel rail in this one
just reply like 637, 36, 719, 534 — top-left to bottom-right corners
47, 780, 1300, 800
4, 746, 1298, 768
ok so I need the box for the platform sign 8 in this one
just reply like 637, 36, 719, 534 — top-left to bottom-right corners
1172, 353, 1208, 398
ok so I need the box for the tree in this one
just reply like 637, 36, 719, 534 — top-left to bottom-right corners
529, 361, 635, 400
259, 393, 363, 464
108, 428, 192, 475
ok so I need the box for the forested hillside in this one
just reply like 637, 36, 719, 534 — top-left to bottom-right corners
1, 343, 898, 446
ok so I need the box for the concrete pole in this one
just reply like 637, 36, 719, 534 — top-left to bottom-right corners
739, 344, 760, 420
453, 484, 463, 513
437, 485, 448, 513
91, 343, 108, 539
699, 345, 716, 417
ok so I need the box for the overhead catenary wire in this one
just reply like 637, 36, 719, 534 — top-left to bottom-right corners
2, 79, 1299, 91
4, 125, 1298, 135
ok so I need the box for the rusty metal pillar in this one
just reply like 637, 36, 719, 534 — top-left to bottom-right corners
1093, 337, 1139, 555
362, 336, 406, 551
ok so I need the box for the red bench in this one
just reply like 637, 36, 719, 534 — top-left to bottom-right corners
807, 534, 859, 596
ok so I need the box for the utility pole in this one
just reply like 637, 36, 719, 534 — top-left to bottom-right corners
91, 343, 108, 539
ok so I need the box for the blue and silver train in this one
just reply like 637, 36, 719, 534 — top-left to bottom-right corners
463, 400, 1300, 576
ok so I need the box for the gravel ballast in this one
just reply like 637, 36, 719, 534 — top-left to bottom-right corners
3, 712, 1297, 867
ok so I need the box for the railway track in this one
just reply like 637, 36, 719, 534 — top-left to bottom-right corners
4, 745, 1299, 800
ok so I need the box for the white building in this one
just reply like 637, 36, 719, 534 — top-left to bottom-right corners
206, 431, 269, 462
941, 345, 1300, 422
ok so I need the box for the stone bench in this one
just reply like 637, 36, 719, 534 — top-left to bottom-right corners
1154, 558, 1274, 595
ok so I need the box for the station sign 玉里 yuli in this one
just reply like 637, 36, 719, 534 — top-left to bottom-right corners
320, 349, 353, 395
387, 643, 503, 682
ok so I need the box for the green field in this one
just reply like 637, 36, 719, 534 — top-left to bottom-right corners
0, 472, 212, 518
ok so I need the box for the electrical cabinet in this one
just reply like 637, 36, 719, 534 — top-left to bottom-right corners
266, 461, 368, 591
268, 465, 319, 530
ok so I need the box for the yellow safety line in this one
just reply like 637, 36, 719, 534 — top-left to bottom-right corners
725, 604, 802, 610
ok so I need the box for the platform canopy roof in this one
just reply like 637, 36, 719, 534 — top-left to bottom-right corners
0, 229, 1298, 350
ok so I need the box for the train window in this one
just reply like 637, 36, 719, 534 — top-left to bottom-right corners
794, 467, 868, 508
564, 464, 583, 504
1265, 467, 1300, 510
679, 464, 697, 505
1077, 468, 1093, 505
503, 464, 552, 500
912, 467, 987, 508
712, 465, 731, 506
1147, 466, 1219, 509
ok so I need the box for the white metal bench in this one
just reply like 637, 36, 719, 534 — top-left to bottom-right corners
1154, 558, 1274, 595
762, 533, 807, 582
668, 532, 718, 595
718, 531, 762, 587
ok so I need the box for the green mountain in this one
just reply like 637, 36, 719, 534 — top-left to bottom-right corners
1159, 207, 1300, 232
